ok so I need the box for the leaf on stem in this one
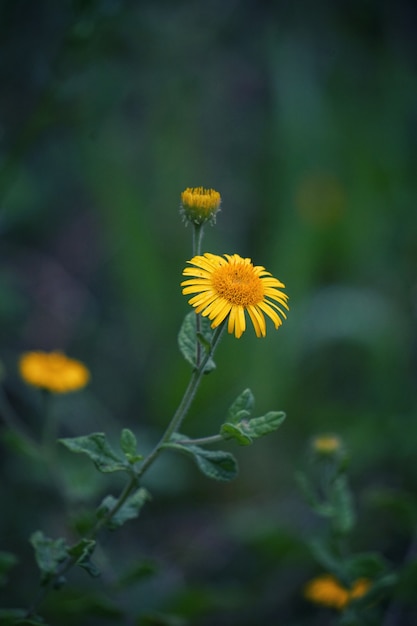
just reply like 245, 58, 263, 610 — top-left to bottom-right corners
96, 488, 151, 530
67, 539, 99, 578
120, 428, 143, 464
220, 411, 286, 446
226, 388, 255, 423
30, 531, 68, 586
330, 474, 355, 534
178, 312, 215, 372
59, 433, 129, 474
163, 434, 238, 481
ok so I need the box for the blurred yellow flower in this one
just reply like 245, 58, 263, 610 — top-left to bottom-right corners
304, 574, 371, 611
19, 351, 90, 393
180, 187, 221, 225
312, 434, 342, 454
181, 253, 289, 338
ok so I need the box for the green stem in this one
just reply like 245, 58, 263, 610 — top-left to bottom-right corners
137, 321, 225, 479
175, 434, 224, 446
0, 386, 40, 459
192, 223, 204, 368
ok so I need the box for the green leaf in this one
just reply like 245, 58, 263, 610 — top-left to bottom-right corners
67, 539, 99, 578
30, 531, 68, 585
330, 474, 355, 534
178, 312, 215, 373
345, 552, 389, 580
97, 488, 151, 530
0, 551, 18, 586
221, 411, 286, 446
220, 423, 252, 446
164, 435, 238, 482
59, 433, 129, 474
308, 538, 347, 583
120, 428, 143, 464
0, 610, 46, 625
226, 388, 255, 423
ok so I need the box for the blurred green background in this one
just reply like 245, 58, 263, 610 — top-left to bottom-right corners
1, 0, 417, 624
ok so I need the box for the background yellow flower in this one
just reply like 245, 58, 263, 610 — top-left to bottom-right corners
19, 351, 90, 394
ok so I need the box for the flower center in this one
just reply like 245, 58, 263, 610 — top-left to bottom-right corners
212, 263, 264, 306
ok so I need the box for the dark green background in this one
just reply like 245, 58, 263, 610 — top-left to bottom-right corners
1, 0, 416, 624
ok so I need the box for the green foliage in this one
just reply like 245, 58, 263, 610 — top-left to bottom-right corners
0, 610, 46, 626
220, 389, 286, 446
178, 312, 216, 373
120, 428, 143, 464
0, 550, 18, 586
29, 531, 68, 586
96, 488, 151, 530
66, 538, 99, 578
59, 432, 131, 474
164, 435, 238, 482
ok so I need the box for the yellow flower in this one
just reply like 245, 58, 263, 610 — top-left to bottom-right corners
312, 434, 342, 454
304, 574, 371, 611
19, 351, 90, 393
180, 187, 221, 225
181, 253, 289, 338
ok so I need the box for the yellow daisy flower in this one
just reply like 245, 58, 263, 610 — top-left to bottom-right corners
181, 253, 289, 338
180, 187, 221, 225
304, 574, 371, 611
19, 351, 90, 393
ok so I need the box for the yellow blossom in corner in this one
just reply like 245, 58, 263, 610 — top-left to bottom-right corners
181, 252, 289, 338
180, 187, 221, 225
19, 351, 90, 393
304, 574, 371, 611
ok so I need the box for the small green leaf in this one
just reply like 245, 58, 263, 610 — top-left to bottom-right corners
330, 474, 355, 534
308, 538, 347, 584
97, 488, 151, 530
220, 423, 252, 446
30, 531, 68, 585
221, 411, 286, 446
0, 551, 18, 586
345, 552, 389, 580
178, 312, 215, 373
0, 610, 46, 625
67, 539, 99, 578
226, 388, 255, 423
59, 433, 129, 474
164, 435, 238, 482
120, 428, 143, 464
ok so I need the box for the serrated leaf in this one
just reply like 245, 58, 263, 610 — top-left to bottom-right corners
178, 312, 215, 372
164, 435, 238, 482
67, 539, 99, 578
226, 388, 255, 423
97, 488, 151, 530
30, 531, 68, 585
59, 433, 129, 474
221, 411, 286, 446
120, 429, 143, 464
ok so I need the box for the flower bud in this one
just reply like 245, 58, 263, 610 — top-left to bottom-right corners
180, 187, 221, 225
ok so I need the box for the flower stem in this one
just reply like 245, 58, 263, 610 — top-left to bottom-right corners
192, 223, 204, 367
137, 321, 225, 478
